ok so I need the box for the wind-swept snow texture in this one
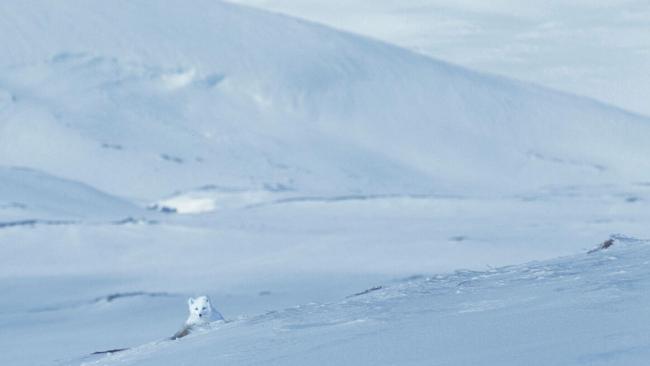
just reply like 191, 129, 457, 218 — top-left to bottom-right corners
75, 236, 650, 366
1, 0, 650, 201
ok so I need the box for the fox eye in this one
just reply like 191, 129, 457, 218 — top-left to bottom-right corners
202, 307, 206, 310
195, 307, 198, 311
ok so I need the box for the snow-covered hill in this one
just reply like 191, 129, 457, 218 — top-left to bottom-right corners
51, 236, 650, 366
1, 0, 649, 201
0, 167, 141, 221
230, 0, 650, 117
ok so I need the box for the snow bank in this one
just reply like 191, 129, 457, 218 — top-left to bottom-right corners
84, 236, 650, 366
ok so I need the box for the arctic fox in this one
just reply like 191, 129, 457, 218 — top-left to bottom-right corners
171, 296, 224, 339
92, 295, 224, 355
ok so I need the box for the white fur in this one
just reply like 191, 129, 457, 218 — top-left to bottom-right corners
186, 295, 224, 326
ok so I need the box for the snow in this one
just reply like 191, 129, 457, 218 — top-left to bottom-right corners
151, 186, 282, 214
64, 236, 650, 365
0, 167, 140, 221
0, 1, 649, 365
229, 0, 650, 117
3, 192, 650, 365
1, 0, 650, 200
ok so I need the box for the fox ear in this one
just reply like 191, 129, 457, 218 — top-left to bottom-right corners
188, 297, 194, 307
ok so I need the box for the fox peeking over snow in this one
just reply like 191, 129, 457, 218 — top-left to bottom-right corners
171, 296, 224, 339
93, 295, 224, 355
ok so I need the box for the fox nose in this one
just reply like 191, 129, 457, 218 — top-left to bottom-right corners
199, 314, 203, 317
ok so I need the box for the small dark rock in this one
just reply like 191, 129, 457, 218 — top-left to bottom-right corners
588, 238, 615, 254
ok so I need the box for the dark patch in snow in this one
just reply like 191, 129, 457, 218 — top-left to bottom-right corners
449, 235, 467, 242
197, 184, 223, 191
94, 291, 173, 303
91, 348, 129, 355
112, 217, 158, 225
258, 291, 272, 296
347, 286, 383, 298
148, 204, 177, 214
195, 184, 251, 192
101, 143, 124, 150
625, 196, 641, 203
0, 217, 157, 230
588, 238, 616, 254
0, 202, 27, 210
263, 183, 293, 192
29, 291, 177, 313
265, 157, 291, 170
160, 154, 184, 164
0, 219, 76, 229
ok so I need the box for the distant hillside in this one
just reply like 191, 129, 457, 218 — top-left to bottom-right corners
1, 0, 649, 201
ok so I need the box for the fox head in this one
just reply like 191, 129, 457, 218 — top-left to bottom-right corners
187, 296, 213, 323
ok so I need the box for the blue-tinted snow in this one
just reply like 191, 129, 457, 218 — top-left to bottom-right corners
76, 236, 650, 365
0, 1, 649, 365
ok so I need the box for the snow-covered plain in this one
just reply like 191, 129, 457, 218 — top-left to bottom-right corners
1, 1, 649, 365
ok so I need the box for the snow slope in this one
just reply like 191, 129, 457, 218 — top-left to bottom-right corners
1, 0, 650, 201
69, 236, 650, 366
0, 167, 141, 221
230, 0, 650, 117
